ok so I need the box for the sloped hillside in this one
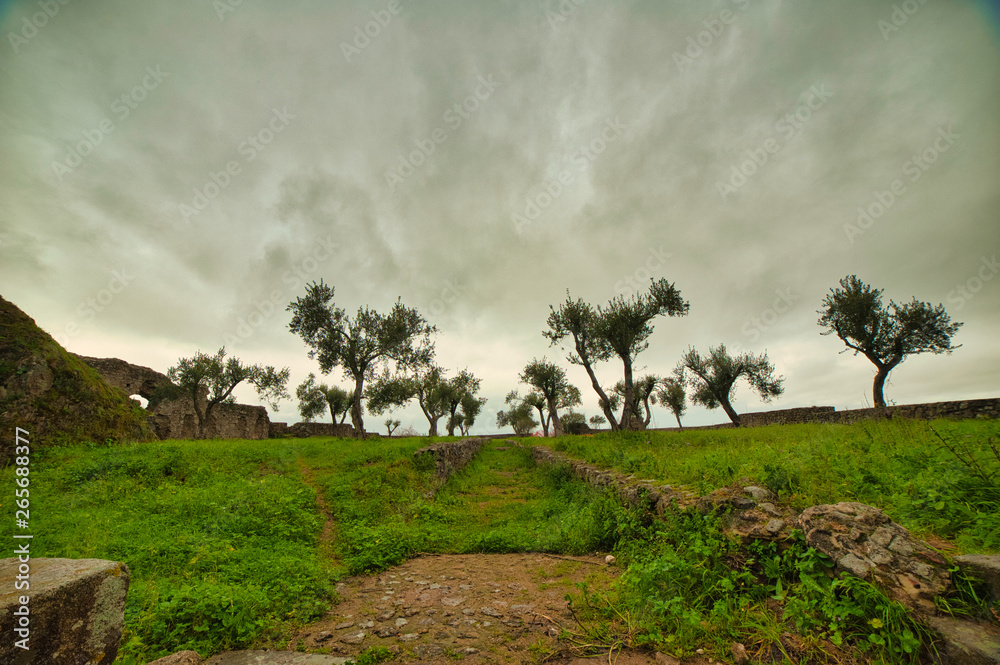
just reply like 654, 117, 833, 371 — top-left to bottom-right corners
0, 294, 152, 462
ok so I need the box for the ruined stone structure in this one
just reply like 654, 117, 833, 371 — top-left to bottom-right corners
269, 421, 356, 439
414, 437, 487, 479
77, 355, 271, 440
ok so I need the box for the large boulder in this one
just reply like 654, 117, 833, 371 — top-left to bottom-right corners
0, 295, 153, 462
0, 558, 130, 664
797, 502, 950, 611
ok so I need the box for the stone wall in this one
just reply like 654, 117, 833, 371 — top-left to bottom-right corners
78, 355, 273, 440
739, 406, 838, 427
414, 438, 487, 479
270, 421, 356, 439
650, 397, 1000, 431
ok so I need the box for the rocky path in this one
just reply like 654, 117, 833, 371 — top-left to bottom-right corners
191, 442, 678, 665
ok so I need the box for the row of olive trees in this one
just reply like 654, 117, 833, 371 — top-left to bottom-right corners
496, 274, 962, 432
163, 274, 961, 439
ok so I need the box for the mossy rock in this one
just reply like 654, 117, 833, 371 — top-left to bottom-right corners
0, 295, 153, 462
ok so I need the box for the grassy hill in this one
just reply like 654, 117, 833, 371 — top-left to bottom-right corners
0, 295, 152, 462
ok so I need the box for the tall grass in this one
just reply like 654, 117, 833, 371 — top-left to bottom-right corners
538, 418, 1000, 551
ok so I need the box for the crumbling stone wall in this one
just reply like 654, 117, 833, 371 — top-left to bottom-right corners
78, 355, 272, 440
652, 397, 1000, 431
414, 438, 487, 479
76, 356, 170, 399
269, 421, 356, 439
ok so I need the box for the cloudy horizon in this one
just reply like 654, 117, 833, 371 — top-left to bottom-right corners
2, 0, 998, 434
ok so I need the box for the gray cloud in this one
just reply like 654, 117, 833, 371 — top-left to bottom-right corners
2, 0, 998, 430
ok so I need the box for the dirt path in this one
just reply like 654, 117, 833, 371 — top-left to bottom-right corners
294, 552, 665, 664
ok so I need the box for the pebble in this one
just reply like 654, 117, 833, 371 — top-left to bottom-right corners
340, 631, 366, 645
462, 609, 476, 615
398, 633, 420, 642
395, 618, 408, 627
441, 597, 465, 606
334, 621, 354, 630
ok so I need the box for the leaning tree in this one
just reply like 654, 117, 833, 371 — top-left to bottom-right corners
818, 275, 962, 409
168, 347, 289, 439
675, 344, 783, 427
656, 376, 687, 430
287, 281, 436, 436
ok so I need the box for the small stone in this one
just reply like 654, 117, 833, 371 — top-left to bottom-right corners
374, 627, 395, 638
758, 502, 782, 517
340, 631, 366, 645
334, 621, 355, 630
511, 604, 535, 614
398, 633, 420, 642
441, 597, 465, 606
461, 647, 479, 655
744, 485, 773, 501
605, 555, 616, 564
315, 631, 332, 642
462, 609, 476, 615
429, 583, 442, 589
731, 642, 749, 664
404, 608, 420, 617
395, 618, 408, 627
359, 620, 374, 629
457, 632, 477, 639
480, 607, 503, 617
765, 519, 786, 534
459, 584, 472, 590
376, 610, 394, 621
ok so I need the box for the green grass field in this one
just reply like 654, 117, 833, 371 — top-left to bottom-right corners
4, 418, 998, 663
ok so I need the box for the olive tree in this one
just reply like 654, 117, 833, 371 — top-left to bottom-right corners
496, 391, 539, 436
287, 281, 435, 436
675, 344, 783, 427
818, 275, 962, 409
296, 373, 353, 424
656, 377, 687, 429
519, 358, 581, 436
168, 347, 289, 439
545, 278, 688, 430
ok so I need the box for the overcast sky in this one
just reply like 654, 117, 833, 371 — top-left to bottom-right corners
2, 0, 998, 434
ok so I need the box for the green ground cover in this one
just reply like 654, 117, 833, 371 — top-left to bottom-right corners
535, 418, 1000, 552
4, 418, 998, 663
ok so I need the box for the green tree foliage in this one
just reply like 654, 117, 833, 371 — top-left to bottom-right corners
817, 275, 962, 409
519, 358, 581, 436
545, 278, 688, 431
454, 391, 487, 436
442, 369, 485, 436
559, 410, 588, 434
167, 347, 289, 438
588, 414, 606, 428
295, 373, 354, 424
656, 376, 687, 429
287, 281, 436, 436
384, 418, 401, 436
675, 344, 783, 427
495, 390, 539, 436
366, 365, 483, 436
611, 374, 661, 428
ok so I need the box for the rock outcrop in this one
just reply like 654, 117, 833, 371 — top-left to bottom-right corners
0, 295, 153, 462
797, 502, 951, 611
0, 558, 130, 664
